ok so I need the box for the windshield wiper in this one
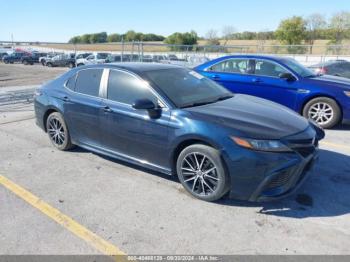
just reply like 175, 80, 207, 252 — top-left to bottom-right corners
180, 94, 234, 109
180, 101, 216, 108
216, 94, 234, 101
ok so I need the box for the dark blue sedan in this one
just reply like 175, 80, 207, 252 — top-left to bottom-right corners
34, 63, 324, 202
195, 55, 350, 128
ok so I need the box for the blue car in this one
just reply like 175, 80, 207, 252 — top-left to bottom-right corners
195, 55, 350, 129
34, 63, 324, 202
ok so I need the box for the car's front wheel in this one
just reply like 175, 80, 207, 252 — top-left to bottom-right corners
46, 112, 74, 151
176, 144, 230, 201
303, 97, 341, 129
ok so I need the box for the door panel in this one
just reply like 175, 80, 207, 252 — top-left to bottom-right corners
250, 59, 298, 110
64, 93, 103, 146
99, 69, 170, 168
101, 102, 171, 168
63, 68, 104, 146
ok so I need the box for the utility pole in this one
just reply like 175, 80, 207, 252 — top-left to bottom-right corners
11, 33, 14, 49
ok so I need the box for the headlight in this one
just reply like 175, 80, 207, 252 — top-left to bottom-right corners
231, 137, 292, 152
344, 91, 350, 97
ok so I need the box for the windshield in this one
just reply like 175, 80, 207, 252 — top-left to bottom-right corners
282, 58, 317, 77
144, 68, 233, 108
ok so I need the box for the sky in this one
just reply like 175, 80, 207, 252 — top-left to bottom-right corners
1, 0, 349, 42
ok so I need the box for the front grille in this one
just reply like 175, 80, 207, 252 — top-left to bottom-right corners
286, 136, 318, 158
294, 146, 316, 158
265, 170, 295, 190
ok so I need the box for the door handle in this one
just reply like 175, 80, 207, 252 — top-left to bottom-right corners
252, 78, 263, 83
62, 96, 70, 102
102, 106, 113, 113
211, 75, 220, 80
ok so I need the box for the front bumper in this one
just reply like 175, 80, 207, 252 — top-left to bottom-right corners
222, 136, 319, 202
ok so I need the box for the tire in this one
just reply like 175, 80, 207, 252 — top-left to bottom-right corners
4, 60, 9, 64
68, 62, 75, 68
176, 144, 230, 202
77, 63, 84, 67
23, 60, 28, 65
47, 62, 53, 67
41, 60, 46, 66
46, 112, 75, 151
302, 97, 341, 129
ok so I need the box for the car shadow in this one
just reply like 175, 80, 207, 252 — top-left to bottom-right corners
218, 149, 350, 218
71, 146, 350, 218
332, 123, 350, 130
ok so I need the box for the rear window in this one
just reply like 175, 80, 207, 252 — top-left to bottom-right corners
75, 69, 103, 97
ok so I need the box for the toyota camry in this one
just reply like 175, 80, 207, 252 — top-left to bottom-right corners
34, 63, 324, 202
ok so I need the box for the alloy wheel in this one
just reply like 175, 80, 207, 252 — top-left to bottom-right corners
47, 117, 66, 146
308, 102, 334, 125
180, 152, 219, 196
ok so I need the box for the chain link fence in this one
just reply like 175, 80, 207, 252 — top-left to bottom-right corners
1, 41, 350, 67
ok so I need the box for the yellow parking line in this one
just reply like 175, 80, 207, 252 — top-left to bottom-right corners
0, 175, 126, 257
320, 141, 350, 150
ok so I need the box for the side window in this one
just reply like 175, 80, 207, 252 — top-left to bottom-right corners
208, 59, 251, 74
75, 69, 103, 96
255, 60, 288, 77
107, 70, 158, 105
65, 74, 76, 91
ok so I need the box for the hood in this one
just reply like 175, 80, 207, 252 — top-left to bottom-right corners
185, 94, 310, 140
306, 74, 350, 90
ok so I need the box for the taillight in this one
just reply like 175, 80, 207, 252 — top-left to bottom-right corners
318, 67, 327, 74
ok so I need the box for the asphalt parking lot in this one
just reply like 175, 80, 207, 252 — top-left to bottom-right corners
0, 64, 350, 256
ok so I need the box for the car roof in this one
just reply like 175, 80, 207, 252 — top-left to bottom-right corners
311, 60, 350, 67
79, 62, 183, 74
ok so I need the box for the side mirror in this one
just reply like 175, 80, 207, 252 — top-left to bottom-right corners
279, 72, 296, 82
132, 99, 156, 110
133, 99, 161, 119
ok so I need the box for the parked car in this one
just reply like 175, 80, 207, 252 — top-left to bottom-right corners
0, 52, 10, 60
39, 52, 63, 66
141, 55, 153, 63
105, 54, 122, 63
34, 63, 324, 202
195, 55, 350, 128
309, 60, 350, 79
75, 53, 92, 60
46, 53, 75, 68
2, 52, 26, 64
75, 52, 110, 66
21, 52, 48, 65
152, 55, 168, 62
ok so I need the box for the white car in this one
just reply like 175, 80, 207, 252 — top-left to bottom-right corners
76, 53, 110, 66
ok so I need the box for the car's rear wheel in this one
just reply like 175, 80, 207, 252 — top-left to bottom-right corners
176, 144, 230, 201
23, 60, 28, 65
68, 62, 75, 68
303, 97, 341, 129
41, 60, 46, 66
46, 112, 74, 151
47, 62, 53, 67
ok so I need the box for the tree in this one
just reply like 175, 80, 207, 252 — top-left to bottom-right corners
81, 34, 91, 44
222, 25, 236, 46
107, 33, 122, 42
306, 14, 327, 53
275, 16, 307, 45
68, 36, 82, 44
329, 11, 350, 44
205, 29, 220, 46
165, 31, 198, 50
125, 30, 137, 41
